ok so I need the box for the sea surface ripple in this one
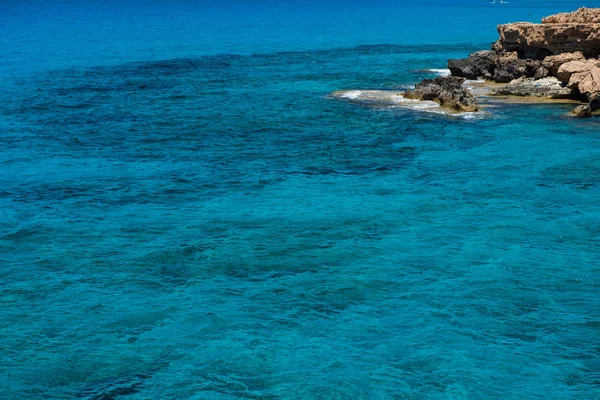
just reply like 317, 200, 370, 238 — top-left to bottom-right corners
1, 7, 600, 399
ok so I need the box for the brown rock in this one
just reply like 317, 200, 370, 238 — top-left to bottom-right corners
497, 51, 519, 63
543, 8, 600, 24
542, 51, 585, 75
567, 71, 591, 89
567, 67, 600, 97
571, 104, 592, 117
557, 60, 600, 83
495, 22, 600, 58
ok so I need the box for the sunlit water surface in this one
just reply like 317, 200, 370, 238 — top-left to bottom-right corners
1, 1, 599, 399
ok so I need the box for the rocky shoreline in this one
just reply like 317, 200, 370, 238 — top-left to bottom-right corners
439, 7, 600, 116
334, 7, 600, 117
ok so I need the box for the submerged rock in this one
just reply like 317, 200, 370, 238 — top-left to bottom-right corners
403, 76, 479, 112
491, 77, 573, 98
571, 104, 592, 117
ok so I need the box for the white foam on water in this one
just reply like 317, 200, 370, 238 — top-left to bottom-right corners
391, 96, 440, 109
332, 89, 487, 119
391, 98, 488, 119
424, 68, 451, 76
460, 111, 485, 120
338, 90, 362, 99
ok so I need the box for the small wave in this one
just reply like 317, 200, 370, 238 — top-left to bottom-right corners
332, 89, 485, 119
338, 90, 362, 100
390, 96, 440, 109
420, 68, 451, 76
460, 111, 486, 120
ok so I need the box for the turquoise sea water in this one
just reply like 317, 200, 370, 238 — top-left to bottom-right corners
1, 1, 600, 398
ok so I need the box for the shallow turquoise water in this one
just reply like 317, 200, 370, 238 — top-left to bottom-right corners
1, 1, 600, 399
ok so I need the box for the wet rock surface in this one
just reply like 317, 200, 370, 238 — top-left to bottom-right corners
403, 76, 479, 112
571, 104, 592, 117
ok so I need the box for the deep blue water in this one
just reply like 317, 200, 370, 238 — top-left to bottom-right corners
1, 1, 600, 399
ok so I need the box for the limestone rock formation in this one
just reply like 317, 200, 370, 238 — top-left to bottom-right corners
556, 60, 600, 83
542, 51, 585, 76
403, 76, 479, 112
494, 23, 600, 59
542, 7, 600, 24
491, 77, 573, 98
494, 8, 600, 58
566, 67, 600, 98
447, 8, 600, 111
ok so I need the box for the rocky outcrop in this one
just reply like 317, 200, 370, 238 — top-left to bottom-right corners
494, 23, 600, 59
490, 77, 573, 98
493, 57, 541, 83
571, 104, 592, 117
542, 51, 585, 75
337, 8, 600, 117
448, 50, 542, 83
542, 7, 600, 24
448, 51, 497, 80
403, 76, 479, 112
494, 8, 600, 58
446, 7, 600, 115
568, 69, 600, 97
556, 60, 600, 83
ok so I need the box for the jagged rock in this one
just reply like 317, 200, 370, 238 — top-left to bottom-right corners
492, 64, 522, 83
495, 8, 600, 58
557, 60, 600, 83
492, 58, 541, 83
543, 7, 600, 24
491, 77, 573, 98
448, 50, 497, 80
403, 76, 479, 112
542, 51, 585, 75
448, 50, 542, 83
566, 67, 600, 97
534, 66, 549, 80
589, 92, 600, 110
571, 104, 592, 117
